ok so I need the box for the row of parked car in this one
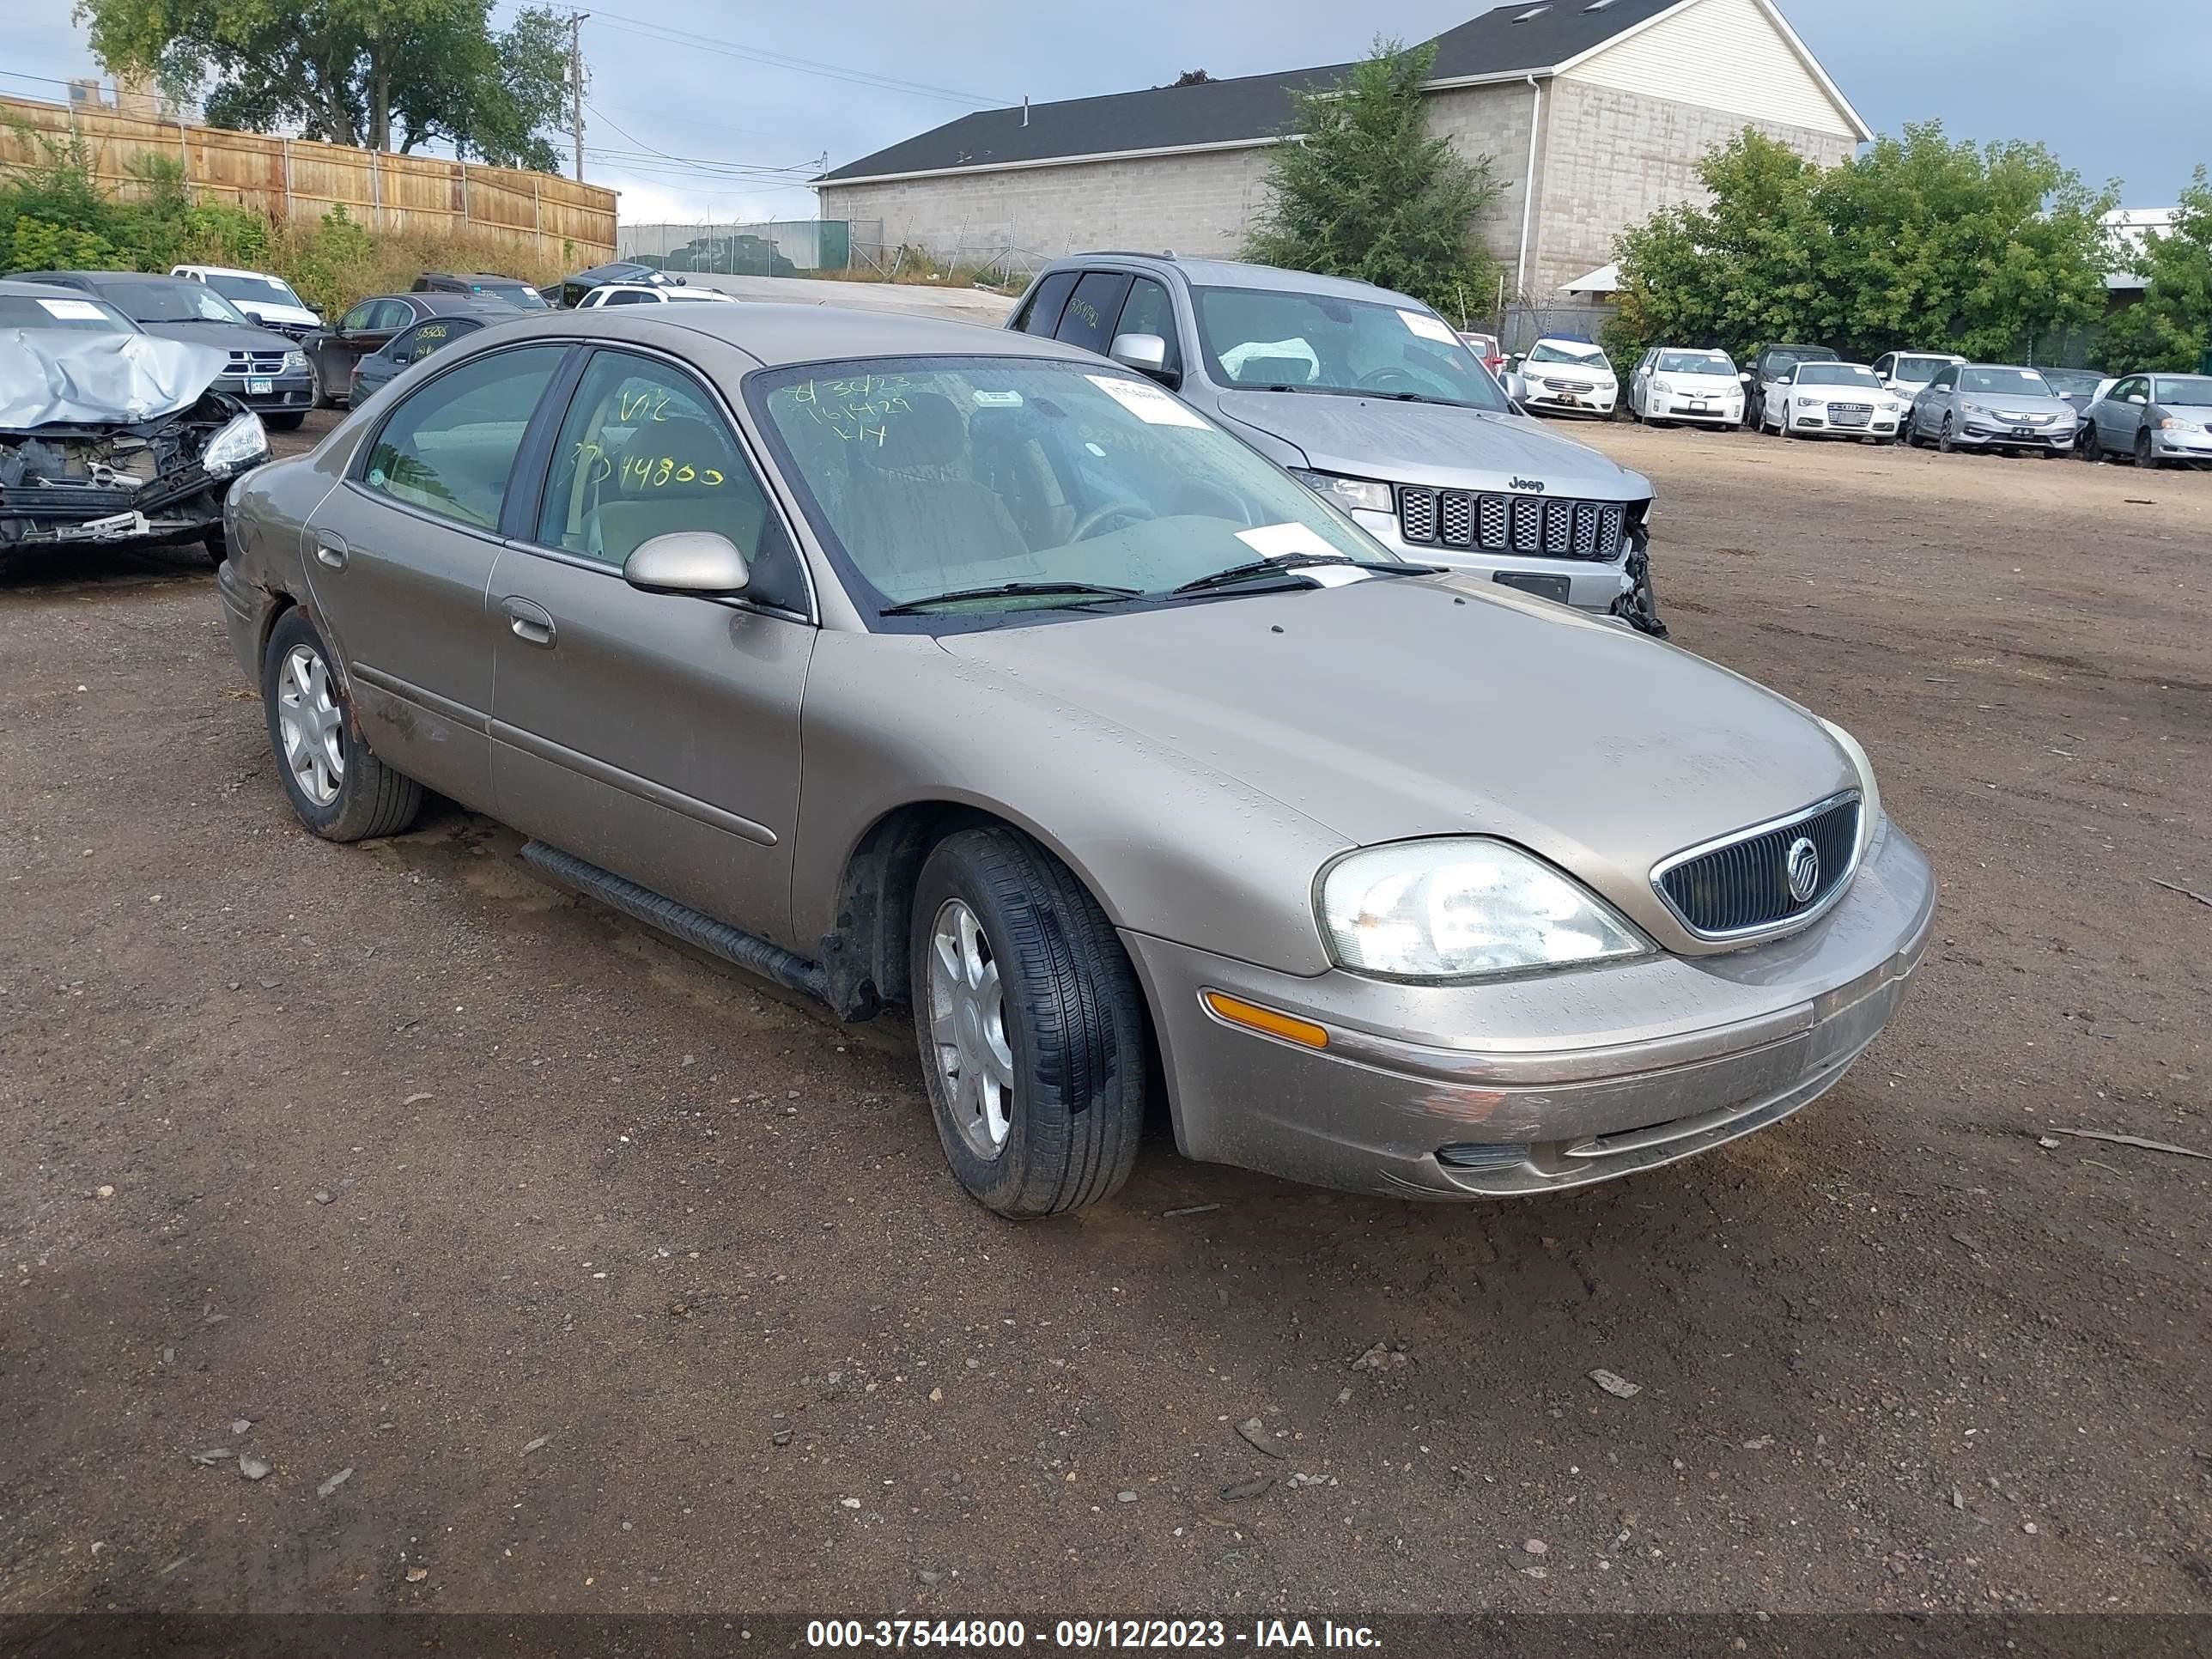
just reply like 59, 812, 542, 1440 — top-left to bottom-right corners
1497, 334, 2211, 469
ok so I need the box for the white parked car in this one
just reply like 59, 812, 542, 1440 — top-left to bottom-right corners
169, 263, 320, 335
1871, 350, 1966, 405
574, 283, 738, 309
1628, 347, 1743, 427
1757, 361, 1905, 442
1515, 338, 1618, 417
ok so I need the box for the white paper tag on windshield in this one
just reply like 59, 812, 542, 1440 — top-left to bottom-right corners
1237, 522, 1343, 561
1087, 374, 1210, 428
37, 297, 106, 319
1397, 309, 1459, 344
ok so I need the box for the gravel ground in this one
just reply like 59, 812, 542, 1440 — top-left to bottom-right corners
2, 410, 2207, 1618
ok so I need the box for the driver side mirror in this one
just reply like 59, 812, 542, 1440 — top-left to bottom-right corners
1504, 371, 1530, 403
1109, 331, 1176, 386
1738, 371, 1753, 384
624, 532, 750, 597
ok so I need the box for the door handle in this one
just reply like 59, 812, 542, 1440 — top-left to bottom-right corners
502, 595, 556, 647
313, 531, 348, 570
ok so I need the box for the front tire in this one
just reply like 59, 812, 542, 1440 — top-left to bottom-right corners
261, 608, 422, 842
2136, 430, 2160, 469
909, 827, 1146, 1218
2080, 425, 2103, 463
265, 412, 306, 432
1937, 416, 1958, 454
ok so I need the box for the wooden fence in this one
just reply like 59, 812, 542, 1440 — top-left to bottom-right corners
0, 94, 617, 265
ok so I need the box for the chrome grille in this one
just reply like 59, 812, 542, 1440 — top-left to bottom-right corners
1828, 401, 1872, 428
1397, 489, 1631, 562
225, 349, 292, 376
1654, 795, 1862, 939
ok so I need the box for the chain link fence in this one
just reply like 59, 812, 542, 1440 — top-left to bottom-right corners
616, 220, 884, 276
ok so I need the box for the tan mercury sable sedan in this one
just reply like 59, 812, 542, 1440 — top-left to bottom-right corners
217, 304, 1935, 1218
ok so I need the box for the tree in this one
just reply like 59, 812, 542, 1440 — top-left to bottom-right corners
1243, 39, 1500, 314
1607, 123, 2116, 366
2099, 169, 2212, 373
75, 0, 569, 169
1168, 70, 1213, 88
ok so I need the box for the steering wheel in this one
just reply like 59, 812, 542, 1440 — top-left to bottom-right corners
1358, 366, 1428, 394
1070, 499, 1157, 542
1173, 479, 1254, 526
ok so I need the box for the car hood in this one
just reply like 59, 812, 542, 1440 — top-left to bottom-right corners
1212, 390, 1650, 499
1653, 371, 1739, 390
935, 577, 1853, 938
0, 330, 232, 428
134, 319, 296, 354
1526, 358, 1613, 381
234, 301, 319, 328
1789, 383, 1890, 401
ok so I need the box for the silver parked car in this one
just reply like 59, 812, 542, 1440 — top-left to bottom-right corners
1905, 363, 2079, 456
217, 304, 1933, 1217
1009, 256, 1662, 633
2077, 372, 2212, 468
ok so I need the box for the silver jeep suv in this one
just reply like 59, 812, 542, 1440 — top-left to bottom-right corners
1008, 255, 1664, 633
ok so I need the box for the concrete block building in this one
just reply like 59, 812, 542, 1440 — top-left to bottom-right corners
816, 0, 1869, 298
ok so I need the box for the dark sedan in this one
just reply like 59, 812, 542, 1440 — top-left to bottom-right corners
303, 293, 518, 408
12, 270, 313, 429
347, 304, 510, 402
411, 272, 550, 309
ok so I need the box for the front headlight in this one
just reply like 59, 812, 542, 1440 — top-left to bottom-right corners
1318, 838, 1648, 981
1796, 395, 1820, 408
1960, 401, 1988, 418
282, 349, 308, 373
1650, 378, 1674, 397
203, 410, 270, 477
2160, 416, 2206, 433
1817, 717, 1884, 858
1287, 471, 1394, 515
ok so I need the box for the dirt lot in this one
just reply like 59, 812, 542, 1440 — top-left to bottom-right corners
3, 410, 2208, 1621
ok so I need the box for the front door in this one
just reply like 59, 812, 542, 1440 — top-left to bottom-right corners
487, 346, 816, 945
304, 343, 569, 809
314, 299, 410, 399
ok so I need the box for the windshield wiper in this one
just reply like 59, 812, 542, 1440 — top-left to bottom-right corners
1170, 555, 1440, 598
878, 580, 1143, 617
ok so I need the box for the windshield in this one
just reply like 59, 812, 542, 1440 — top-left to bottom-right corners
100, 280, 251, 325
2038, 368, 2102, 395
1525, 340, 1609, 368
473, 280, 550, 309
205, 272, 307, 309
1191, 286, 1510, 410
750, 356, 1389, 624
0, 294, 134, 332
2153, 376, 2212, 406
1796, 364, 1881, 389
1656, 350, 1733, 375
1960, 367, 2052, 396
1893, 356, 1958, 381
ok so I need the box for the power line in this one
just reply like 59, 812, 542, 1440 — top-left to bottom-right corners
581, 10, 1012, 107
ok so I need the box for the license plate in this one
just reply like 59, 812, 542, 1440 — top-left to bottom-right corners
1690, 402, 1710, 413
246, 377, 273, 395
2011, 427, 2033, 440
1493, 572, 1571, 604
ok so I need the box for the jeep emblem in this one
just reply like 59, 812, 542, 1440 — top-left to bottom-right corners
1508, 477, 1546, 494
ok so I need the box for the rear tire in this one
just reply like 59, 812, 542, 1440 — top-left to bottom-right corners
908, 827, 1146, 1218
261, 608, 422, 842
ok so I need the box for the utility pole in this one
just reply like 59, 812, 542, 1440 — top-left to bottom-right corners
568, 11, 588, 182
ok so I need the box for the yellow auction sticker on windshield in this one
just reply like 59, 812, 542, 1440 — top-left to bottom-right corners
1085, 374, 1212, 429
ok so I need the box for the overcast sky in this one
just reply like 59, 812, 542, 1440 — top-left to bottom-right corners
9, 1, 2209, 226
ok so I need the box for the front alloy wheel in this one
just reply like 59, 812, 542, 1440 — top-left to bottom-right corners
909, 827, 1147, 1218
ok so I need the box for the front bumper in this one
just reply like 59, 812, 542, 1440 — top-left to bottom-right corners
1954, 419, 2074, 451
1524, 384, 1617, 416
1123, 822, 1935, 1200
1351, 508, 1638, 615
1650, 396, 1741, 425
2153, 428, 2212, 459
216, 373, 314, 416
1787, 407, 1900, 438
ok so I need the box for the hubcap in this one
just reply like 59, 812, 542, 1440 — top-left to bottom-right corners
926, 898, 1014, 1159
276, 643, 344, 806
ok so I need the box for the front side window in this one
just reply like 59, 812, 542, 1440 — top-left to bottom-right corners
1114, 277, 1182, 373
1959, 367, 2051, 396
535, 349, 801, 611
749, 355, 1382, 625
1194, 286, 1511, 410
1054, 272, 1133, 356
362, 345, 564, 529
1926, 367, 1958, 391
338, 301, 379, 333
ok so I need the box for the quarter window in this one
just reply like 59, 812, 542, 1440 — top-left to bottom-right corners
535, 349, 800, 610
1014, 270, 1078, 337
361, 345, 564, 530
1054, 271, 1133, 355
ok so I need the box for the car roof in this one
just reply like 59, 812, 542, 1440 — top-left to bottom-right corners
1047, 252, 1430, 310
0, 276, 106, 298
368, 292, 514, 315
478, 302, 1088, 368
177, 264, 283, 280
22, 270, 198, 292
421, 271, 524, 283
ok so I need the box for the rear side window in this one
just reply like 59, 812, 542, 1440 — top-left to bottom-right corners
1014, 270, 1078, 337
362, 345, 564, 530
603, 289, 653, 306
1054, 271, 1133, 355
388, 318, 475, 363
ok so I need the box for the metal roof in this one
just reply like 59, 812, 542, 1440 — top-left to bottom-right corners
820, 0, 1685, 185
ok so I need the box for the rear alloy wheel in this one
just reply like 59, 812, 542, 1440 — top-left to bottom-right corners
910, 827, 1146, 1218
261, 608, 422, 842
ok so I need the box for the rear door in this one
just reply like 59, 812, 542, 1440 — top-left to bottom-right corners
304, 342, 569, 809
486, 344, 815, 943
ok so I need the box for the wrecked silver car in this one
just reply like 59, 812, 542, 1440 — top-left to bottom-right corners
0, 279, 271, 564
